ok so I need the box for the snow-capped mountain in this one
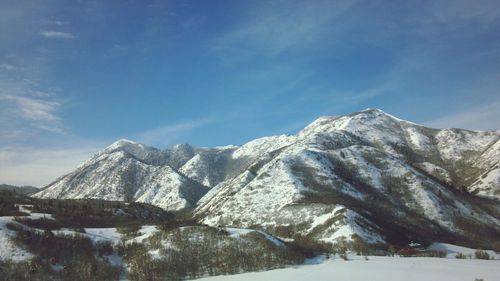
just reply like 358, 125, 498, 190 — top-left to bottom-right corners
195, 109, 500, 246
33, 139, 207, 211
34, 109, 500, 246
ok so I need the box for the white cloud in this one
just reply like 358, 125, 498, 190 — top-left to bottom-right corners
426, 101, 500, 131
40, 30, 75, 39
0, 94, 63, 134
212, 1, 357, 60
0, 146, 99, 186
3, 95, 60, 122
0, 63, 23, 71
137, 118, 212, 147
41, 20, 69, 26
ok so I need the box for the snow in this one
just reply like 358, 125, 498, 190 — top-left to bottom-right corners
26, 108, 500, 251
199, 153, 305, 227
428, 243, 500, 259
418, 162, 452, 182
0, 216, 33, 261
129, 225, 159, 243
199, 255, 500, 281
197, 112, 499, 244
435, 129, 498, 161
106, 253, 124, 267
18, 205, 55, 220
306, 208, 342, 232
34, 149, 204, 211
224, 227, 254, 237
232, 135, 295, 159
225, 227, 284, 246
468, 165, 500, 199
317, 208, 384, 244
106, 139, 144, 151
54, 225, 159, 245
51, 227, 123, 244
83, 228, 122, 243
0, 204, 54, 261
298, 109, 406, 146
404, 127, 431, 151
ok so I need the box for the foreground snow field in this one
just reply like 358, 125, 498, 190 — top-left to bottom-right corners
200, 255, 499, 281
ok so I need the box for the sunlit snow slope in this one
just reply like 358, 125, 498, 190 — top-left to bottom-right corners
34, 109, 500, 246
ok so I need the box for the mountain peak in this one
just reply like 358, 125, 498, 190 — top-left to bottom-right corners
356, 108, 416, 125
108, 138, 141, 149
357, 108, 398, 119
172, 143, 193, 151
360, 108, 386, 113
101, 139, 156, 162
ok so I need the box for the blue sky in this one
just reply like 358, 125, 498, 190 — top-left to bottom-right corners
1, 0, 500, 186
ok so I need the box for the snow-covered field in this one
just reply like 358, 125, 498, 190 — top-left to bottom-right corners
0, 205, 161, 262
201, 255, 499, 281
0, 205, 50, 261
0, 215, 33, 261
429, 243, 499, 259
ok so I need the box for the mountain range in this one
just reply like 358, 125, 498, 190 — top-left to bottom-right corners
33, 109, 500, 247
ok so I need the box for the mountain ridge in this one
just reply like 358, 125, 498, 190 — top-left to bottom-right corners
33, 109, 500, 247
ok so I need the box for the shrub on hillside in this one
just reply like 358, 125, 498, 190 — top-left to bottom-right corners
8, 225, 121, 280
116, 222, 141, 238
125, 226, 305, 280
14, 216, 63, 231
474, 249, 491, 260
96, 241, 114, 257
291, 234, 332, 257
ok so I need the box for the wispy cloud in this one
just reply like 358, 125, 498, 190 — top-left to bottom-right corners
137, 118, 212, 147
212, 1, 357, 61
2, 95, 60, 122
0, 63, 23, 71
0, 145, 100, 186
426, 101, 500, 131
0, 94, 63, 134
40, 30, 75, 39
41, 20, 69, 26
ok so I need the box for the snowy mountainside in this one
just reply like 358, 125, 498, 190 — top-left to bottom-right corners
35, 135, 300, 212
179, 135, 296, 188
33, 109, 499, 246
34, 140, 207, 211
195, 109, 500, 246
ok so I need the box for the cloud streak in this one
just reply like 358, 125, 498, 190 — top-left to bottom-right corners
0, 93, 64, 134
0, 63, 23, 71
3, 95, 60, 122
40, 30, 75, 39
0, 145, 99, 186
426, 101, 500, 131
212, 1, 357, 60
137, 118, 212, 147
41, 20, 69, 26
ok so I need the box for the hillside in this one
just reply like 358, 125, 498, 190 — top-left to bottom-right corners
32, 109, 500, 247
195, 109, 500, 247
0, 184, 39, 195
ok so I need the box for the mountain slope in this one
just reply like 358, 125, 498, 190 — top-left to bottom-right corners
34, 140, 207, 211
195, 109, 500, 247
32, 109, 500, 247
0, 184, 39, 195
